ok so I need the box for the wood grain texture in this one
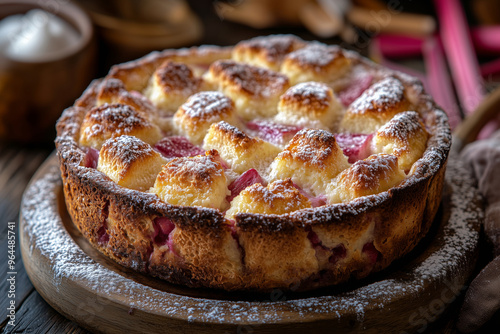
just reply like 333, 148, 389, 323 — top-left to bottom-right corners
19, 154, 482, 334
452, 86, 500, 152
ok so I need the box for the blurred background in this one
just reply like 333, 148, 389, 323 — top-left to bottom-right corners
2, 0, 500, 147
1, 0, 500, 332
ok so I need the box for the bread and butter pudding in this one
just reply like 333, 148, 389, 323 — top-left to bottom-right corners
55, 35, 451, 291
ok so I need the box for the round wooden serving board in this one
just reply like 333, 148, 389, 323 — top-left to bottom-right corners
20, 154, 483, 334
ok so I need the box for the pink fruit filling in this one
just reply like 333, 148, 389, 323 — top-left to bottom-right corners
362, 242, 380, 264
97, 224, 109, 245
246, 120, 302, 145
337, 73, 373, 106
292, 183, 327, 207
335, 133, 373, 163
83, 147, 99, 168
154, 136, 205, 158
152, 217, 175, 248
227, 169, 264, 202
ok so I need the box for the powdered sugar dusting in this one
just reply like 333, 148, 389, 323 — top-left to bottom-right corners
49, 35, 458, 329
181, 91, 234, 119
21, 155, 479, 328
262, 180, 309, 212
337, 73, 374, 107
210, 60, 289, 98
246, 120, 302, 145
155, 136, 205, 158
346, 154, 399, 186
335, 133, 373, 163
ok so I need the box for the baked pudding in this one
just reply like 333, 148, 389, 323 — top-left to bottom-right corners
56, 35, 451, 291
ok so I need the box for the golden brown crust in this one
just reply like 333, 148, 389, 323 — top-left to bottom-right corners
276, 81, 343, 129
237, 221, 318, 289
341, 76, 411, 133
204, 60, 290, 119
157, 61, 202, 93
79, 103, 162, 149
226, 179, 312, 218
276, 129, 343, 166
203, 121, 281, 174
56, 35, 451, 292
281, 43, 352, 85
98, 135, 166, 191
269, 129, 350, 195
232, 34, 306, 71
373, 111, 429, 172
326, 154, 406, 203
152, 154, 228, 210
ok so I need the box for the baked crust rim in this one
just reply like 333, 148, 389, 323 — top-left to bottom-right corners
55, 40, 451, 291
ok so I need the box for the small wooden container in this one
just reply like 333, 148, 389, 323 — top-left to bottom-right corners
0, 0, 96, 145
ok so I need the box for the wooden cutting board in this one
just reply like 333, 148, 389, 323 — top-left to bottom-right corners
19, 154, 482, 334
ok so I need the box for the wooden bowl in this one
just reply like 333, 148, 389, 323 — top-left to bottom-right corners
19, 153, 482, 333
0, 0, 96, 145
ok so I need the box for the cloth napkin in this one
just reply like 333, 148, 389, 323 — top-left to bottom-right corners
457, 130, 500, 332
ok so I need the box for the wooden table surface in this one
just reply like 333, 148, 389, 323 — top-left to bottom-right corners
0, 1, 497, 333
